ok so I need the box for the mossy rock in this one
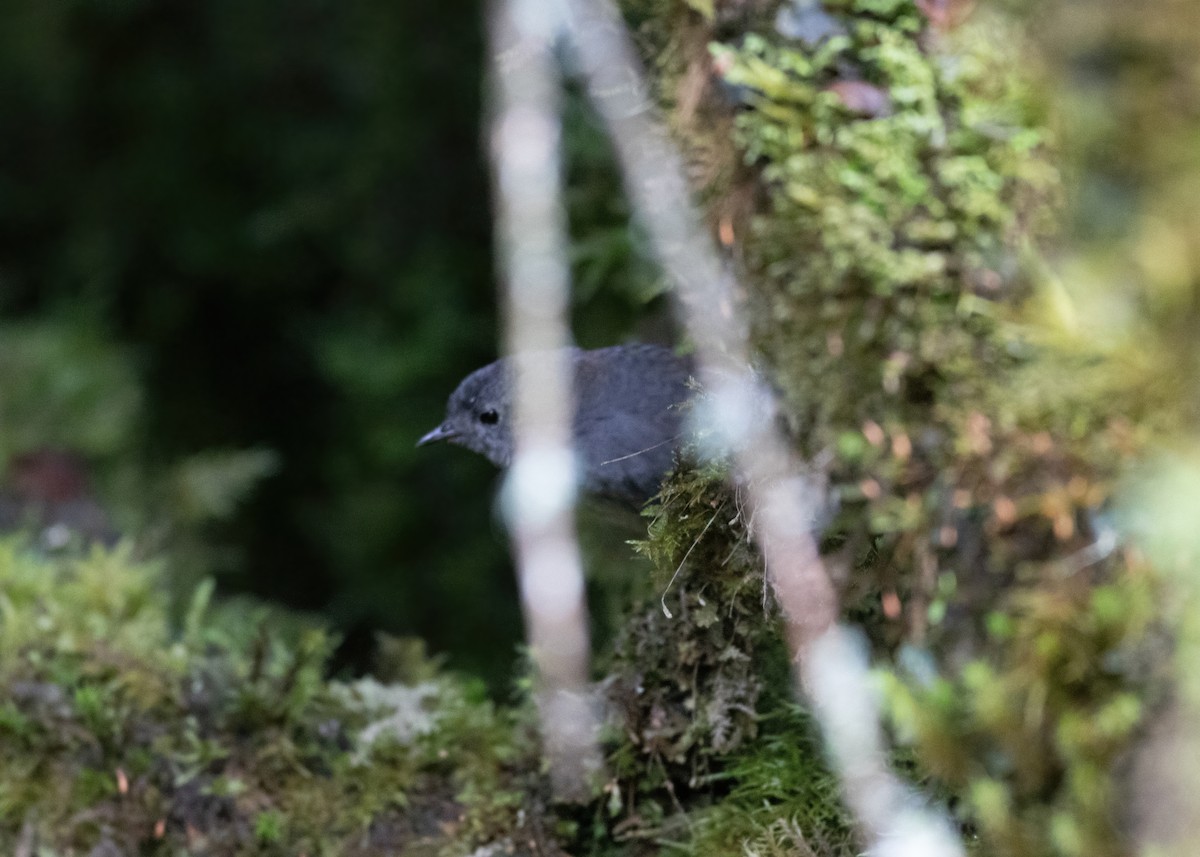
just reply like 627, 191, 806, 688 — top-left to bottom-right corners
0, 539, 562, 856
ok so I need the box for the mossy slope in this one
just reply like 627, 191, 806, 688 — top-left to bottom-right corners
0, 541, 557, 856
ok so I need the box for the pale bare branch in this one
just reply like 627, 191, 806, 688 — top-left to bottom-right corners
487, 0, 603, 801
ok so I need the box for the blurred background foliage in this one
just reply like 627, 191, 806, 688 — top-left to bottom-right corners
0, 0, 663, 683
1023, 4, 1200, 844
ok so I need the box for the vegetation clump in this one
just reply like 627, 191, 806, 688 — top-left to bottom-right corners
0, 540, 558, 856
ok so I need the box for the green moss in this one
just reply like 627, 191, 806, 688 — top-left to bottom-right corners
619, 465, 767, 764
255, 809, 285, 844
0, 539, 558, 856
686, 706, 858, 857
607, 2, 1169, 856
713, 11, 1057, 444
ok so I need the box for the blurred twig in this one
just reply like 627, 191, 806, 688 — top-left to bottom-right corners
488, 0, 603, 801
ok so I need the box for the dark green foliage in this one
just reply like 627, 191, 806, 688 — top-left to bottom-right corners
563, 87, 674, 346
0, 319, 140, 463
588, 463, 859, 852
686, 706, 858, 857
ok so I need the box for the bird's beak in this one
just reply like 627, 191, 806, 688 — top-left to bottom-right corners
417, 423, 458, 447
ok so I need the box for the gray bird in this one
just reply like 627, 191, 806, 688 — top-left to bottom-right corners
418, 344, 693, 505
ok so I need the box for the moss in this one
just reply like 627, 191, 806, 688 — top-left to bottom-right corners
607, 1, 1170, 855
0, 538, 559, 856
584, 460, 856, 852
685, 705, 858, 857
715, 11, 1058, 444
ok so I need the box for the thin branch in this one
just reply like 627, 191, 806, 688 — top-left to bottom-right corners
487, 0, 603, 801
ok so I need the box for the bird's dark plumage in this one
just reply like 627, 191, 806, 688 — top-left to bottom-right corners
419, 344, 693, 505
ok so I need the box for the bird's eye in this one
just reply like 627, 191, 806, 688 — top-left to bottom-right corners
479, 409, 499, 425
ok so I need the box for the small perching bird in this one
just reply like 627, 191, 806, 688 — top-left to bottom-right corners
418, 344, 694, 506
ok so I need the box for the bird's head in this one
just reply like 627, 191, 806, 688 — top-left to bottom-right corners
418, 360, 514, 467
